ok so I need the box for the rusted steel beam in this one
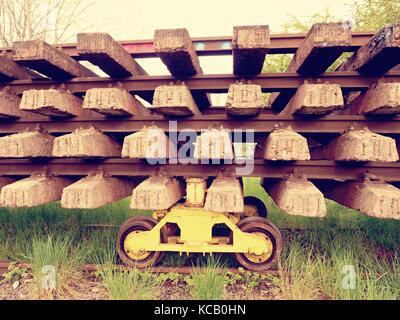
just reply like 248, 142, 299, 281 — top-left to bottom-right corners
0, 113, 399, 134
1, 72, 399, 94
0, 159, 399, 181
0, 32, 375, 58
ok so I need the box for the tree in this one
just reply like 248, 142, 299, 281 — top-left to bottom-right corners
281, 8, 339, 33
262, 0, 400, 74
262, 9, 339, 73
0, 0, 90, 46
354, 0, 400, 31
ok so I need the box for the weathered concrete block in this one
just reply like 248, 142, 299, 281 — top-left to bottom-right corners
0, 56, 37, 82
288, 22, 352, 74
204, 176, 244, 213
154, 29, 210, 108
328, 179, 400, 220
130, 176, 185, 210
154, 28, 202, 78
268, 22, 351, 111
122, 125, 176, 159
0, 87, 26, 118
52, 127, 121, 157
327, 128, 398, 162
13, 40, 96, 79
266, 175, 326, 217
61, 173, 135, 209
0, 131, 54, 158
194, 127, 234, 160
232, 25, 270, 76
225, 82, 263, 116
346, 82, 400, 115
185, 177, 206, 207
0, 175, 71, 207
83, 87, 149, 116
264, 128, 310, 161
281, 83, 343, 115
338, 24, 400, 74
20, 89, 83, 117
152, 84, 200, 116
77, 32, 146, 77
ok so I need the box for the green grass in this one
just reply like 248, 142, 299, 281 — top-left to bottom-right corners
92, 240, 163, 300
162, 252, 191, 267
271, 230, 400, 300
96, 264, 164, 300
0, 178, 399, 300
0, 197, 147, 262
21, 235, 86, 297
187, 257, 228, 300
96, 266, 163, 300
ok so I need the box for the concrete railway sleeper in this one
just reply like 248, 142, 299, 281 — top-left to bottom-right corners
0, 24, 399, 272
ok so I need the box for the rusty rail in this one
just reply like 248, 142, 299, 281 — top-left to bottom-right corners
0, 159, 399, 181
0, 32, 375, 58
2, 72, 400, 94
0, 260, 283, 277
0, 113, 399, 134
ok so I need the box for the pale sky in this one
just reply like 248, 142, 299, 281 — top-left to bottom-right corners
75, 0, 357, 39
70, 0, 358, 104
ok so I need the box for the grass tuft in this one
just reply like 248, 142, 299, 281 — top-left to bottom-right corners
187, 257, 227, 300
22, 235, 85, 297
96, 265, 163, 300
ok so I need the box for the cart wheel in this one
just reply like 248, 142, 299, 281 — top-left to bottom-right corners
117, 216, 167, 268
233, 216, 282, 271
244, 196, 268, 218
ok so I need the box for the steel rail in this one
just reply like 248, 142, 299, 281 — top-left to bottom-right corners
0, 32, 375, 58
0, 260, 390, 278
0, 159, 399, 181
0, 113, 399, 134
1, 72, 400, 94
0, 260, 284, 277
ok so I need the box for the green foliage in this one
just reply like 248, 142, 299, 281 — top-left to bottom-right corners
86, 229, 118, 265
1, 262, 28, 284
282, 8, 340, 33
354, 0, 400, 31
262, 0, 400, 74
274, 242, 323, 299
23, 236, 85, 295
263, 54, 292, 73
93, 243, 164, 300
0, 198, 146, 262
162, 253, 191, 267
97, 266, 164, 300
157, 272, 181, 285
269, 228, 400, 300
0, 177, 399, 300
280, 1, 400, 34
187, 257, 227, 300
262, 10, 341, 75
97, 267, 135, 300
